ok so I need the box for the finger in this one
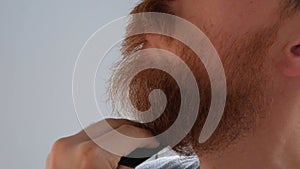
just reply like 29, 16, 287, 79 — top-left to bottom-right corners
92, 124, 160, 157
75, 141, 121, 169
73, 125, 158, 169
117, 166, 134, 169
72, 119, 138, 142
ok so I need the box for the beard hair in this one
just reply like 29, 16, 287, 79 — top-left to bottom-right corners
109, 0, 279, 156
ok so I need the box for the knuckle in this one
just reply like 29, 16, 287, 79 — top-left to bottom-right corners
47, 137, 72, 167
52, 137, 69, 151
75, 142, 103, 168
76, 142, 119, 168
76, 142, 100, 159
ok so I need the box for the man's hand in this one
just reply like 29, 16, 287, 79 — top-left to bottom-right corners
46, 119, 159, 169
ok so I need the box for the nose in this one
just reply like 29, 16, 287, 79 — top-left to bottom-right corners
291, 44, 300, 57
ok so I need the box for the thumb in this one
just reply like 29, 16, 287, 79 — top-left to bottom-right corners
93, 124, 160, 157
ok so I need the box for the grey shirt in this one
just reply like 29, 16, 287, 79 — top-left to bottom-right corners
136, 156, 200, 169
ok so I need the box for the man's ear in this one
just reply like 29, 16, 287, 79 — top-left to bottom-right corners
279, 40, 300, 77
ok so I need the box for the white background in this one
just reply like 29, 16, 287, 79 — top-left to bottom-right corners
0, 0, 140, 168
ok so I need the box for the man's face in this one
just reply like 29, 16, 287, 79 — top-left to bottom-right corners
111, 0, 300, 155
171, 0, 281, 40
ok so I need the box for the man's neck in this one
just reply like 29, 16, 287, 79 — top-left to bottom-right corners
198, 108, 300, 169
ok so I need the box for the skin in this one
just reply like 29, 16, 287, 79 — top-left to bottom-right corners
47, 0, 300, 169
166, 0, 300, 169
46, 119, 159, 169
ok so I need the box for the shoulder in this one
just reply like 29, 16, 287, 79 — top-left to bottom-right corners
136, 155, 200, 169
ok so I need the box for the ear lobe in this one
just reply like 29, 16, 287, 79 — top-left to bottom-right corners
279, 41, 300, 77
